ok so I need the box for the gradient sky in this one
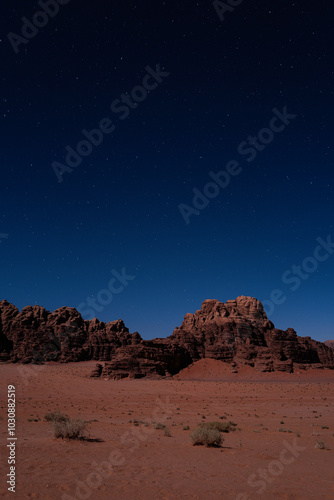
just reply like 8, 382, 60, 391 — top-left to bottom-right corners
0, 0, 333, 341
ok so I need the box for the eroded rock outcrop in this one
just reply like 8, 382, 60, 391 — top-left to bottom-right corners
324, 340, 334, 349
0, 300, 140, 364
0, 296, 333, 377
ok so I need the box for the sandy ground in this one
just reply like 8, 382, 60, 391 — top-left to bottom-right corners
1, 359, 334, 500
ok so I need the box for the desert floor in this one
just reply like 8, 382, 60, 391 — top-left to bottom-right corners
1, 359, 334, 500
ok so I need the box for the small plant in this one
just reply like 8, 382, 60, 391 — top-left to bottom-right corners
315, 440, 329, 450
321, 426, 329, 429
51, 418, 88, 440
182, 425, 190, 430
154, 423, 166, 430
46, 411, 88, 440
164, 427, 171, 437
44, 411, 69, 423
199, 421, 237, 433
190, 427, 223, 447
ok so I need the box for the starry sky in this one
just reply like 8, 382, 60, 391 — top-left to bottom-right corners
0, 1, 333, 341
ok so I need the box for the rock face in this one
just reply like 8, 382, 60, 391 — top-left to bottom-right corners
1, 297, 333, 377
171, 297, 334, 373
324, 340, 334, 349
0, 300, 141, 364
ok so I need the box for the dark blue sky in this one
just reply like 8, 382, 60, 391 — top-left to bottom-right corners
1, 1, 333, 341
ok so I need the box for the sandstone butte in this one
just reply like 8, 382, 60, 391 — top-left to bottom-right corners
0, 296, 333, 378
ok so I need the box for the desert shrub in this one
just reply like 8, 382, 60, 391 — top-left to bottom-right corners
153, 423, 166, 430
190, 427, 223, 447
199, 421, 237, 433
164, 427, 171, 437
51, 418, 88, 440
44, 411, 69, 423
315, 440, 329, 450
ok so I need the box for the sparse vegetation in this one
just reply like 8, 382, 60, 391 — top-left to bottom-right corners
199, 421, 237, 433
44, 410, 69, 423
51, 418, 89, 440
315, 440, 329, 450
164, 427, 171, 437
190, 427, 223, 447
153, 422, 166, 430
45, 411, 88, 440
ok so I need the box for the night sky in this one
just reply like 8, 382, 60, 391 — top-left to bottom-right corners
1, 1, 333, 341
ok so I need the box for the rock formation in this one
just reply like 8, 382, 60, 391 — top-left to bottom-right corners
0, 297, 333, 377
324, 340, 334, 349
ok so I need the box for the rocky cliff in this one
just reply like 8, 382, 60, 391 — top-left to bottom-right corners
0, 297, 333, 377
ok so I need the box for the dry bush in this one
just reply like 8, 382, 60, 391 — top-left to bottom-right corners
199, 421, 237, 433
315, 440, 329, 450
51, 417, 88, 440
153, 423, 166, 430
44, 411, 69, 423
190, 427, 223, 447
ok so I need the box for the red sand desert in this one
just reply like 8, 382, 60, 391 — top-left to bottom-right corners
1, 359, 334, 500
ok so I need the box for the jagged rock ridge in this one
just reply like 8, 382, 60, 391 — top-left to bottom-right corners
0, 297, 333, 377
